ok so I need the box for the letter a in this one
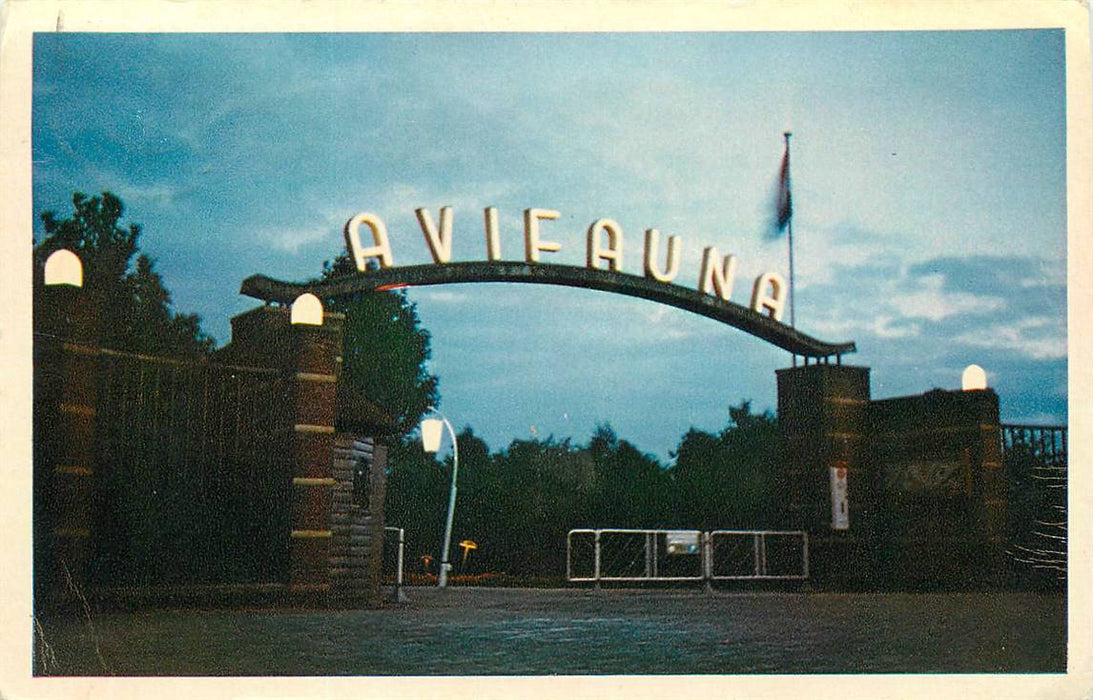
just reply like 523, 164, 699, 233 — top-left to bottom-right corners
586, 219, 624, 272
344, 213, 395, 271
751, 272, 787, 321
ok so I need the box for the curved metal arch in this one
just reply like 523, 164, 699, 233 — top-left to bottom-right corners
240, 261, 856, 359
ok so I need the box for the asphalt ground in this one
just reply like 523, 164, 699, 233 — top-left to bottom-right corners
33, 587, 1066, 676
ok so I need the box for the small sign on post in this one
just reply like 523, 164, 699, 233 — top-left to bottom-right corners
830, 463, 850, 530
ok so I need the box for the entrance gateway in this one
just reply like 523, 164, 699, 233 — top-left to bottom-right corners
34, 209, 1009, 609
243, 205, 857, 360
238, 207, 1006, 591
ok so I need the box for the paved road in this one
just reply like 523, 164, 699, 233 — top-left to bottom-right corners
34, 587, 1065, 675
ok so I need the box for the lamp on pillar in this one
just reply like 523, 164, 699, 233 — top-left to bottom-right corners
962, 364, 987, 391
290, 292, 324, 326
420, 408, 459, 588
44, 249, 84, 288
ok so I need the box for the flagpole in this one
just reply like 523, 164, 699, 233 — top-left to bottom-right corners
784, 131, 795, 331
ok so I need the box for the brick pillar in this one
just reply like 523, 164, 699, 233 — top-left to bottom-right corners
285, 312, 344, 596
963, 392, 1007, 585
220, 305, 349, 599
776, 364, 873, 585
34, 283, 102, 602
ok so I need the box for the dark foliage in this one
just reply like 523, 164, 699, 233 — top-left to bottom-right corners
384, 401, 782, 579
35, 191, 215, 356
669, 401, 781, 530
320, 252, 439, 434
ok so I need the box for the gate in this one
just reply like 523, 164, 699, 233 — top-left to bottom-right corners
567, 528, 808, 585
89, 350, 294, 587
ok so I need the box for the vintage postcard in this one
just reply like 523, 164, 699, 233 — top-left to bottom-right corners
1, 1, 1090, 698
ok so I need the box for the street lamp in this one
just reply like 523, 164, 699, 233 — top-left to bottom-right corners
420, 408, 459, 588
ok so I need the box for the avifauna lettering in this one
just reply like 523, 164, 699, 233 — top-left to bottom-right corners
345, 207, 788, 322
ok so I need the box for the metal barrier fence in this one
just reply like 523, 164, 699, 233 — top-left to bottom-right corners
567, 528, 808, 585
1002, 424, 1067, 467
708, 530, 810, 581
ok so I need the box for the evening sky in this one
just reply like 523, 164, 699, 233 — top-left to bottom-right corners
32, 30, 1068, 459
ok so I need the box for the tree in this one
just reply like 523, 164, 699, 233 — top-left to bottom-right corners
587, 423, 670, 527
440, 427, 494, 574
669, 401, 780, 529
381, 406, 780, 581
487, 435, 598, 576
319, 252, 439, 435
34, 191, 214, 356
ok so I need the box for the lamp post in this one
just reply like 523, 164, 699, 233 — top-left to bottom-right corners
420, 408, 459, 588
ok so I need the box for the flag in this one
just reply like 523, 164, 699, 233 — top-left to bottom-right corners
775, 145, 792, 233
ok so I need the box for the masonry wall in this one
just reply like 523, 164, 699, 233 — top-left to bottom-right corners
34, 290, 394, 609
329, 435, 388, 603
868, 389, 1006, 588
776, 363, 1007, 589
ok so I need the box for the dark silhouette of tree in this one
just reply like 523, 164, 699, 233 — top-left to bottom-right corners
34, 191, 214, 356
385, 427, 499, 577
384, 437, 450, 575
440, 427, 494, 574
669, 400, 780, 530
485, 435, 597, 576
587, 422, 671, 528
319, 252, 439, 435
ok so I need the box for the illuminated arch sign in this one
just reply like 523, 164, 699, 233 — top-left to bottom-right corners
240, 207, 856, 359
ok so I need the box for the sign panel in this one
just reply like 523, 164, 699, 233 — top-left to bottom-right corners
883, 458, 966, 496
343, 207, 791, 320
665, 531, 700, 555
830, 464, 850, 531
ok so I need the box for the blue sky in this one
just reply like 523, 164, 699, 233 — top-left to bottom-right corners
32, 30, 1068, 460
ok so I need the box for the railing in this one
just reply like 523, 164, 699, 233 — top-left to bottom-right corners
1001, 424, 1067, 584
567, 528, 808, 586
382, 526, 406, 599
1001, 424, 1067, 467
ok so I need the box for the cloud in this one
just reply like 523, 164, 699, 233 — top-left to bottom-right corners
1007, 411, 1065, 425
906, 255, 1066, 294
952, 317, 1067, 361
871, 315, 920, 339
799, 248, 1065, 370
414, 290, 468, 304
122, 182, 185, 207
253, 223, 336, 254
890, 286, 1005, 321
